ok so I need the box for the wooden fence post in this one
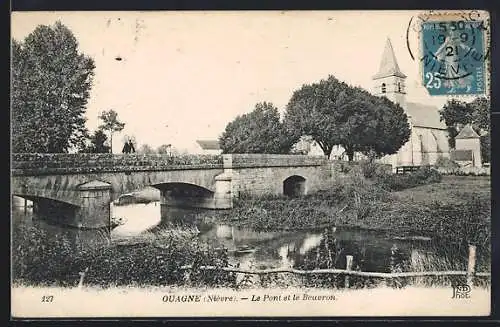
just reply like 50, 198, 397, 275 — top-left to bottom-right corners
467, 245, 477, 286
345, 255, 353, 288
78, 267, 89, 289
183, 268, 192, 285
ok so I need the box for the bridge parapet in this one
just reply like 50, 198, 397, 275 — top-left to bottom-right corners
222, 153, 329, 169
12, 153, 223, 176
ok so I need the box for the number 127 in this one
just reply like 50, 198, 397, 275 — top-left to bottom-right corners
41, 295, 54, 302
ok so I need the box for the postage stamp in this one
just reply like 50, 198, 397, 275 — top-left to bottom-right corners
417, 11, 490, 96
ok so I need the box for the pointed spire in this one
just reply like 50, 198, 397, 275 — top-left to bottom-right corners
372, 38, 407, 80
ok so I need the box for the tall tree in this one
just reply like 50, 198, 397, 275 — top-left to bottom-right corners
439, 99, 474, 149
138, 144, 155, 154
98, 109, 125, 153
439, 97, 490, 162
81, 129, 110, 153
11, 21, 95, 153
284, 75, 411, 160
219, 102, 297, 154
157, 144, 172, 154
368, 95, 413, 160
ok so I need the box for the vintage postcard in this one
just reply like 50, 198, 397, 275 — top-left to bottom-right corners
10, 10, 491, 318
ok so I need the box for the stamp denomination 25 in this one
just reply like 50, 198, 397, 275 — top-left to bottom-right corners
417, 11, 489, 96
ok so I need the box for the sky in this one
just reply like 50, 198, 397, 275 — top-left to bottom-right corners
11, 11, 464, 153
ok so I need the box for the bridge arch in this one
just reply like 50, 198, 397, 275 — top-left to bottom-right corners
11, 192, 81, 208
283, 175, 306, 197
152, 182, 218, 210
12, 194, 80, 225
152, 182, 214, 197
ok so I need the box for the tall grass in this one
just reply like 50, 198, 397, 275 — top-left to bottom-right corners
373, 165, 442, 191
11, 224, 236, 288
208, 174, 490, 265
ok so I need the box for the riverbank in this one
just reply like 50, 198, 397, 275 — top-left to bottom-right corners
12, 285, 491, 317
11, 172, 490, 288
207, 175, 490, 245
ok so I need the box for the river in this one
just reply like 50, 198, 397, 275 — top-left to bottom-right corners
12, 197, 473, 279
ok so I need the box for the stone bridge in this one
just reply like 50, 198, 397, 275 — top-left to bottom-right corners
11, 153, 332, 228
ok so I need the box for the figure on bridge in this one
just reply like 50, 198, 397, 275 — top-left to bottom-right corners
128, 140, 136, 153
122, 141, 130, 154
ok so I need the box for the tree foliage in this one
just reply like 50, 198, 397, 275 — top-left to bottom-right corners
12, 21, 95, 153
81, 129, 110, 153
439, 97, 490, 162
98, 109, 125, 153
138, 144, 156, 154
283, 75, 411, 160
219, 102, 297, 154
157, 144, 172, 154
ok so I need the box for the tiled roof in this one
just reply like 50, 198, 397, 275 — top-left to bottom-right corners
456, 124, 480, 139
196, 140, 220, 150
405, 102, 447, 130
372, 38, 407, 79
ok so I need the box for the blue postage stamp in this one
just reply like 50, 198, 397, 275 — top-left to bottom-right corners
420, 16, 489, 96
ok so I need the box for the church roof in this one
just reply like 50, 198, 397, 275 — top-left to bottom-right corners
405, 102, 447, 130
455, 124, 480, 139
196, 140, 220, 150
372, 38, 407, 80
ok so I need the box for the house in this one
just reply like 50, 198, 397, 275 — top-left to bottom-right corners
453, 124, 482, 168
195, 140, 222, 155
291, 136, 365, 160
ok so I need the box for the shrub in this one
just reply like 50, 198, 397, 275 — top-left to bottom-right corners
11, 224, 236, 287
412, 165, 442, 183
360, 160, 378, 178
376, 166, 442, 191
434, 157, 460, 170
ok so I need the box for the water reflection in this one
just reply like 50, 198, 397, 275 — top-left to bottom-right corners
111, 202, 161, 237
12, 206, 111, 252
12, 200, 469, 275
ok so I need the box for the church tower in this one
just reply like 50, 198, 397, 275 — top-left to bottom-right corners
372, 38, 407, 107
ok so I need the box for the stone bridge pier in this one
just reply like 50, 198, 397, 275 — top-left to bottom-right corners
27, 181, 113, 229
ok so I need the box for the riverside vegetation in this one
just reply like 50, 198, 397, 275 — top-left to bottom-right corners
12, 162, 490, 288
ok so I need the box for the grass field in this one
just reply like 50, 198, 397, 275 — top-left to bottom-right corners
209, 175, 490, 235
393, 175, 490, 204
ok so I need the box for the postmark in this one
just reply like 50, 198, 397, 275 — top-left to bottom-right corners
409, 11, 490, 96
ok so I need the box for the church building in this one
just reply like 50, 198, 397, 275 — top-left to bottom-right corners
373, 38, 450, 167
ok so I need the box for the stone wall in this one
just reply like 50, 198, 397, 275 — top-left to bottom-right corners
223, 153, 328, 168
12, 153, 223, 176
228, 166, 332, 197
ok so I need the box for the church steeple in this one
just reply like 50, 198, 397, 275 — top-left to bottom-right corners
373, 38, 407, 79
372, 37, 407, 107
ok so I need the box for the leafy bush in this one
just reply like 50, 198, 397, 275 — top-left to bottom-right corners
434, 157, 460, 170
376, 166, 442, 191
359, 160, 391, 179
